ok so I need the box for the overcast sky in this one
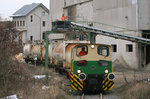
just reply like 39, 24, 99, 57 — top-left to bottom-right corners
0, 0, 49, 18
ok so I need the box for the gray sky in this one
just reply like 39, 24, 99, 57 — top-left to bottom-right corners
0, 0, 49, 18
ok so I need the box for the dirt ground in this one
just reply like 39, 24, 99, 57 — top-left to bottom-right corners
1, 63, 150, 99
0, 63, 73, 99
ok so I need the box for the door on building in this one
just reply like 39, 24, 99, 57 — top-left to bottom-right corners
142, 31, 150, 65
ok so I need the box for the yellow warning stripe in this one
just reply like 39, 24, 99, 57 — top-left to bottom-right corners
70, 74, 74, 79
104, 87, 107, 91
105, 80, 110, 86
73, 82, 78, 87
108, 82, 112, 87
78, 86, 82, 91
70, 73, 83, 91
102, 78, 108, 84
102, 85, 105, 88
74, 74, 83, 84
70, 74, 83, 88
70, 78, 73, 83
108, 84, 114, 90
71, 84, 78, 91
103, 80, 112, 90
105, 74, 108, 77
73, 78, 83, 88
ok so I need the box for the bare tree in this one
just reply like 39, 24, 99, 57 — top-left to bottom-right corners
0, 21, 22, 97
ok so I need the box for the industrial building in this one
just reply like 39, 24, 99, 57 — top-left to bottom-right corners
49, 0, 150, 69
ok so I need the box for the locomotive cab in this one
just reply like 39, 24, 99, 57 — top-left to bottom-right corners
69, 44, 115, 92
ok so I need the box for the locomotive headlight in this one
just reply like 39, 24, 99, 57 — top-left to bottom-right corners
77, 69, 81, 74
108, 73, 115, 81
79, 73, 87, 81
91, 45, 95, 49
105, 69, 109, 73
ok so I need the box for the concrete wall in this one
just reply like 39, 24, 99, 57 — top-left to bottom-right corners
138, 0, 150, 30
93, 0, 142, 69
50, 0, 64, 22
63, 0, 93, 22
50, 0, 93, 22
26, 6, 49, 42
93, 0, 137, 30
76, 1, 93, 22
96, 35, 140, 69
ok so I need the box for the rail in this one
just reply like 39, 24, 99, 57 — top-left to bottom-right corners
80, 93, 103, 99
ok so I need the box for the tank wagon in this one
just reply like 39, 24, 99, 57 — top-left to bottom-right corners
23, 21, 115, 92
23, 43, 46, 63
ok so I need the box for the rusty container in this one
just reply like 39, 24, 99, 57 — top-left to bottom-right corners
52, 43, 64, 65
30, 44, 44, 60
23, 44, 32, 59
65, 44, 78, 68
52, 42, 78, 68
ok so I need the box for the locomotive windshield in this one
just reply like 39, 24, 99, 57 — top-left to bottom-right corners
97, 46, 109, 56
76, 45, 88, 57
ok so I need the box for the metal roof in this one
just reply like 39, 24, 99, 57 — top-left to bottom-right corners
12, 3, 49, 17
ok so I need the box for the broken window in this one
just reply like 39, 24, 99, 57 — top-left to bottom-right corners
30, 36, 33, 41
112, 44, 117, 52
42, 32, 45, 40
31, 15, 33, 22
23, 21, 25, 26
17, 21, 19, 27
20, 21, 22, 26
126, 44, 133, 52
42, 21, 46, 27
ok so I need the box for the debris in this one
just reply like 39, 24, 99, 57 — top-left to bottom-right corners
32, 75, 51, 79
42, 85, 50, 90
1, 94, 18, 99
148, 79, 150, 82
14, 53, 25, 63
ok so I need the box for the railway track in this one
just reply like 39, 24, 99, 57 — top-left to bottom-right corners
80, 93, 103, 99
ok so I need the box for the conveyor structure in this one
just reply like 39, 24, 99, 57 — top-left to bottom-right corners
71, 22, 150, 45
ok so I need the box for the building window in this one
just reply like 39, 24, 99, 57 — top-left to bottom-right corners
42, 11, 45, 16
20, 21, 22, 26
31, 15, 33, 22
14, 21, 16, 27
42, 21, 46, 27
17, 21, 19, 27
126, 44, 133, 52
23, 21, 25, 26
30, 36, 33, 41
112, 44, 117, 52
42, 32, 45, 40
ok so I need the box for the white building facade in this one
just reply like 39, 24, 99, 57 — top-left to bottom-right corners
12, 3, 49, 43
49, 0, 150, 69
